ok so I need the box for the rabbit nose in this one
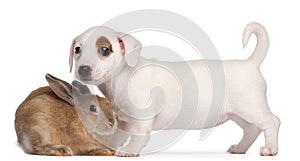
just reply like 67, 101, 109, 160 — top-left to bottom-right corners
78, 65, 92, 78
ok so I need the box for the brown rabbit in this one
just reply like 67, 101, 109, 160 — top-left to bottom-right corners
15, 74, 117, 156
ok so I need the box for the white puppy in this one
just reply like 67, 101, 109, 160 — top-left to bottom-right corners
69, 22, 280, 156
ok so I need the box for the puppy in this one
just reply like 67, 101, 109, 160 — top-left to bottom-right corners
69, 22, 280, 156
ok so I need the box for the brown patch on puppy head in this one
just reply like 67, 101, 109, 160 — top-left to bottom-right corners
96, 36, 113, 58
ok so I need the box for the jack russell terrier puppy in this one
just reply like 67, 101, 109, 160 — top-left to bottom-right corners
69, 22, 280, 157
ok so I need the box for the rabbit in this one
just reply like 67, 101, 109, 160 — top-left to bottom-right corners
15, 73, 117, 156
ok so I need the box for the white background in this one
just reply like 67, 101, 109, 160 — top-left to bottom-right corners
1, 0, 299, 160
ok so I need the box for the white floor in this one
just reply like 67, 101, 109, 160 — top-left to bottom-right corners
6, 121, 296, 161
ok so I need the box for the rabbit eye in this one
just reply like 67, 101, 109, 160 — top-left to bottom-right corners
75, 46, 81, 54
89, 105, 97, 112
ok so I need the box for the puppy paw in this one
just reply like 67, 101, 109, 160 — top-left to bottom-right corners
116, 152, 139, 157
227, 144, 246, 154
115, 148, 139, 157
260, 146, 278, 156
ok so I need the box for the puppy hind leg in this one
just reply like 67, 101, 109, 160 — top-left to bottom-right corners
227, 114, 261, 154
229, 108, 280, 155
259, 114, 280, 156
230, 81, 280, 156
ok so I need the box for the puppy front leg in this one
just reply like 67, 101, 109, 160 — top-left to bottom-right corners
116, 119, 153, 157
109, 128, 130, 150
117, 134, 150, 157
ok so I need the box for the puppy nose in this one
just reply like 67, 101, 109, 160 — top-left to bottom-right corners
78, 65, 92, 78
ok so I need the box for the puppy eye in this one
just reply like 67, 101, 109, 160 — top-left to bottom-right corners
98, 46, 110, 56
75, 46, 81, 54
89, 105, 97, 113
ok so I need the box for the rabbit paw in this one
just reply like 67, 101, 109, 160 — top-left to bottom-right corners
88, 148, 115, 156
34, 144, 73, 156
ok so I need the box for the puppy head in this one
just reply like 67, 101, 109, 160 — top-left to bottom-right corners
69, 26, 141, 85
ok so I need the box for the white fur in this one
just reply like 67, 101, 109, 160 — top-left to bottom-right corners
70, 22, 280, 156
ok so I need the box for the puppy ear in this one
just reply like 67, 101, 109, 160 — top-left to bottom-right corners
117, 32, 141, 67
45, 73, 74, 106
69, 39, 75, 73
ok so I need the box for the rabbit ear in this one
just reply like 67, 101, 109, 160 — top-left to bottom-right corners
45, 73, 74, 106
69, 39, 75, 73
71, 80, 91, 95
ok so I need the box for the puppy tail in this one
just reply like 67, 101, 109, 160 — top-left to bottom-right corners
243, 22, 269, 66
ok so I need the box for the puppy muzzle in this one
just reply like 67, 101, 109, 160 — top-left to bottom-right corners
78, 65, 92, 81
